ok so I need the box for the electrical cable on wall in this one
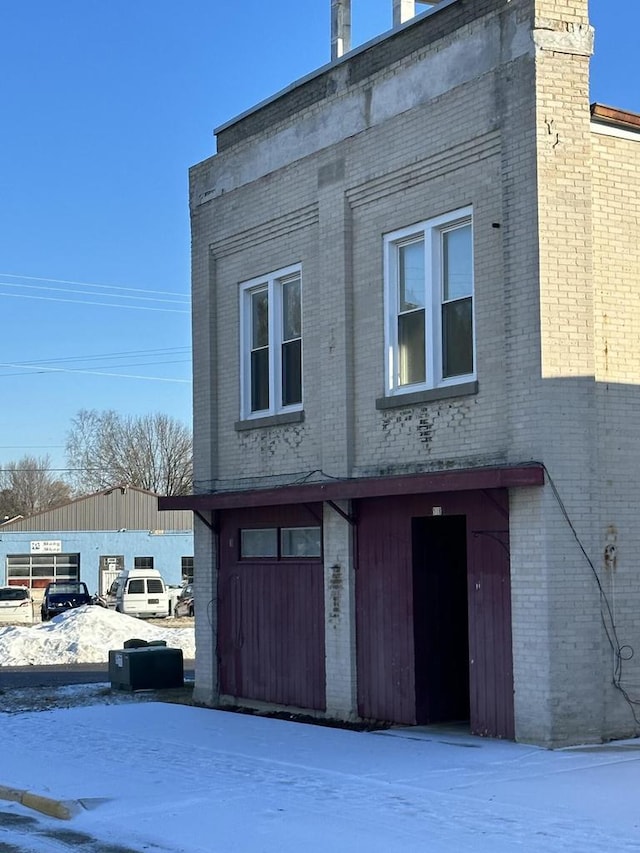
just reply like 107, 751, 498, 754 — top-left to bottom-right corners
541, 463, 640, 727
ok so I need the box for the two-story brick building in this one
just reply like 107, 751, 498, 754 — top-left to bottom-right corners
162, 0, 640, 746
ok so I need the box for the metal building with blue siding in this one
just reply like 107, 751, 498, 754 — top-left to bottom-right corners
0, 485, 193, 598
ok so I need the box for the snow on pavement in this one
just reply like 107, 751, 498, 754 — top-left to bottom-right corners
1, 702, 640, 852
2, 610, 640, 851
0, 605, 195, 665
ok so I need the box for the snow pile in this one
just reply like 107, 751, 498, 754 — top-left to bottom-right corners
0, 605, 195, 666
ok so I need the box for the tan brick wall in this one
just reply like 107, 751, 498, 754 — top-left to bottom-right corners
194, 4, 534, 489
192, 513, 218, 706
323, 502, 357, 717
346, 82, 509, 475
536, 50, 594, 381
189, 0, 640, 745
591, 126, 640, 737
508, 0, 605, 745
592, 130, 640, 385
534, 0, 589, 26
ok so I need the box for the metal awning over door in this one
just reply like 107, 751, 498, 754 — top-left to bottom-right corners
159, 464, 544, 512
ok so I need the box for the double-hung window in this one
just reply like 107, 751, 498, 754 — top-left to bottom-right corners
240, 265, 303, 419
384, 207, 474, 396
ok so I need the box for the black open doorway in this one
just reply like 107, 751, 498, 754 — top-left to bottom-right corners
412, 515, 470, 725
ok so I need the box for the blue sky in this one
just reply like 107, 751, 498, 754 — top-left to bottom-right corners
0, 0, 636, 477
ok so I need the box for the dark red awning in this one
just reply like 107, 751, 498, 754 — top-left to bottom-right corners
159, 463, 544, 512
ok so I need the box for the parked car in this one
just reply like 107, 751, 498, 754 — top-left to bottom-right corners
167, 585, 183, 615
105, 568, 170, 619
40, 581, 92, 621
173, 583, 194, 618
0, 585, 34, 624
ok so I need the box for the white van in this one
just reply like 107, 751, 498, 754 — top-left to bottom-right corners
106, 568, 170, 619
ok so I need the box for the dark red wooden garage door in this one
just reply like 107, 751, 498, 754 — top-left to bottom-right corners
356, 489, 514, 738
218, 504, 326, 711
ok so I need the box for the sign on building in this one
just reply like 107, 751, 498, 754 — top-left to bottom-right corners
30, 540, 62, 554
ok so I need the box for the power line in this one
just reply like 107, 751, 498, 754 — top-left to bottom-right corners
0, 445, 65, 449
0, 362, 191, 383
0, 271, 189, 298
0, 358, 191, 379
0, 280, 190, 306
0, 466, 142, 474
11, 346, 191, 366
0, 291, 190, 314
0, 347, 191, 378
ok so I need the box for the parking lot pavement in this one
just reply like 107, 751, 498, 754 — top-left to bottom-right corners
0, 806, 162, 852
0, 662, 195, 692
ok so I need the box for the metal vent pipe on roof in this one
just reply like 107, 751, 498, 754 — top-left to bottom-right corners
393, 0, 441, 27
331, 0, 352, 59
331, 1, 445, 61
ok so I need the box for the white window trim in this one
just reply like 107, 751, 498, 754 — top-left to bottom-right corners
239, 263, 303, 420
383, 206, 475, 397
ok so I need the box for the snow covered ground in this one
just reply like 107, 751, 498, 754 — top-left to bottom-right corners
2, 702, 640, 852
2, 609, 640, 851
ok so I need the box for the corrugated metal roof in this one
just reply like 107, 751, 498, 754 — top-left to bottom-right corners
0, 486, 192, 532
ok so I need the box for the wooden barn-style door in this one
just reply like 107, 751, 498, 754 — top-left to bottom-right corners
217, 505, 326, 712
356, 490, 514, 739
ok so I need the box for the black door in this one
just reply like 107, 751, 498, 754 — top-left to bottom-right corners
412, 515, 470, 724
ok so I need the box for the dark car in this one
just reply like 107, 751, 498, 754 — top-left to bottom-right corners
173, 583, 194, 618
41, 581, 92, 621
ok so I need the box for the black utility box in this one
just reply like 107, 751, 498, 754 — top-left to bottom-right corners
108, 646, 184, 691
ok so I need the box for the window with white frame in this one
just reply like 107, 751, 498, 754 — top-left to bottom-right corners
240, 265, 303, 419
384, 207, 475, 395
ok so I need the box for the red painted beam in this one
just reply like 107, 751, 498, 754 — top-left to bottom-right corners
159, 463, 544, 512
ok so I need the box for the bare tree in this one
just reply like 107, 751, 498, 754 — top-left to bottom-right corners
0, 455, 72, 520
65, 409, 193, 495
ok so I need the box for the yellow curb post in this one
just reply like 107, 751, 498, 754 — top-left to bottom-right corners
0, 785, 23, 803
20, 792, 81, 820
0, 784, 81, 820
